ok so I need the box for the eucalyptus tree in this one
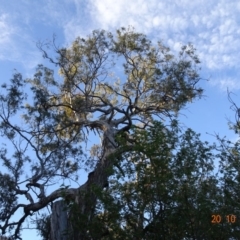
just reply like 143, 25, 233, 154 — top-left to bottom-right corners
0, 27, 202, 239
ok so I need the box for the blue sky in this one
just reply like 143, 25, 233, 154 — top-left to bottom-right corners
0, 0, 240, 239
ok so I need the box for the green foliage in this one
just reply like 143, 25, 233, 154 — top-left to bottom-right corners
0, 173, 17, 223
66, 120, 240, 239
57, 26, 202, 122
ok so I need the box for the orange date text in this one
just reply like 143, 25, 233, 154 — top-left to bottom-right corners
211, 214, 236, 223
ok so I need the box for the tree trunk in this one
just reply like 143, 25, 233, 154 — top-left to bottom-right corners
50, 124, 119, 239
49, 200, 68, 240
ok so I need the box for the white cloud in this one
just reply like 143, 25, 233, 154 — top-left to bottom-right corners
0, 14, 14, 45
0, 14, 16, 58
63, 0, 239, 93
76, 0, 240, 72
211, 76, 240, 92
0, 0, 239, 92
0, 12, 42, 70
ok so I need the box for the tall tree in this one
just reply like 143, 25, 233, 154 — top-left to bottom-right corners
0, 27, 202, 239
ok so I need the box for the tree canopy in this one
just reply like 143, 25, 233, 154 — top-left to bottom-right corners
1, 27, 239, 240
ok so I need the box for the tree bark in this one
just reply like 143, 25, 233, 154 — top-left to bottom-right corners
49, 201, 68, 240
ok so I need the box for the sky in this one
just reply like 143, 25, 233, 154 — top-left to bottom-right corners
0, 0, 240, 239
